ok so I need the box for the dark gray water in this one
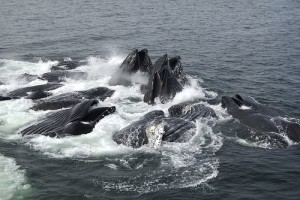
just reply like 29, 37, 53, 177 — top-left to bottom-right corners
0, 0, 300, 199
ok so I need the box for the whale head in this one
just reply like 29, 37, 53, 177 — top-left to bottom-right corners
222, 94, 245, 111
21, 100, 116, 137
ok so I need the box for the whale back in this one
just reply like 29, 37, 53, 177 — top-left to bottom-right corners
236, 95, 285, 117
78, 87, 114, 100
113, 110, 165, 148
51, 60, 83, 71
162, 117, 195, 142
169, 102, 217, 121
26, 90, 51, 100
222, 94, 300, 143
41, 71, 87, 82
31, 87, 114, 111
7, 83, 62, 98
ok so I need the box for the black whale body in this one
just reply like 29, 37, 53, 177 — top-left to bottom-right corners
21, 100, 116, 137
31, 87, 115, 111
108, 49, 188, 104
118, 49, 152, 73
143, 54, 187, 104
168, 101, 217, 120
0, 83, 63, 101
222, 94, 300, 143
113, 102, 217, 148
40, 70, 88, 82
113, 110, 196, 148
17, 73, 40, 83
108, 49, 152, 86
50, 60, 85, 71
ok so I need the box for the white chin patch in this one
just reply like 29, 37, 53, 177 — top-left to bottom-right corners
239, 105, 251, 110
146, 122, 165, 149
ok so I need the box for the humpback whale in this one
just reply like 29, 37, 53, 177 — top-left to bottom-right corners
108, 49, 152, 86
113, 110, 166, 148
17, 73, 40, 83
26, 90, 52, 100
222, 94, 300, 143
40, 70, 88, 82
21, 100, 116, 137
168, 101, 218, 119
168, 56, 189, 85
113, 103, 217, 148
31, 87, 115, 111
143, 55, 187, 104
108, 49, 188, 104
0, 83, 63, 101
50, 60, 84, 71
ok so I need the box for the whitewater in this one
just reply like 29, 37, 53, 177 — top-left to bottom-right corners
0, 55, 230, 196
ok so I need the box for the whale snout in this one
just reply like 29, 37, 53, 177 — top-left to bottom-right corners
108, 106, 116, 113
221, 96, 229, 108
222, 95, 244, 109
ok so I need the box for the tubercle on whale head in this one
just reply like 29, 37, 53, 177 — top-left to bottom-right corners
84, 104, 116, 124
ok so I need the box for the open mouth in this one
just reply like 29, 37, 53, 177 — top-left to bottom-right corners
232, 97, 243, 107
138, 50, 147, 64
137, 49, 151, 72
168, 56, 182, 76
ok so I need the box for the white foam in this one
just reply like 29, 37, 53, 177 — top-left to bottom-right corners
99, 115, 222, 193
239, 105, 251, 110
0, 59, 56, 94
172, 78, 208, 104
0, 59, 54, 78
0, 99, 46, 137
2, 56, 221, 153
0, 154, 30, 200
0, 56, 223, 193
78, 55, 123, 80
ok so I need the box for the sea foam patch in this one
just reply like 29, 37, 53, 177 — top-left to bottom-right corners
0, 59, 54, 79
0, 154, 30, 200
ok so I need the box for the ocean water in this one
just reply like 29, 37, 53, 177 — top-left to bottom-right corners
0, 0, 299, 199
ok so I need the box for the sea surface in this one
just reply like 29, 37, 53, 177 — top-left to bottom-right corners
0, 0, 299, 199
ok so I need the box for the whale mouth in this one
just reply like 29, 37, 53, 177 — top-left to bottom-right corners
20, 100, 116, 137
222, 95, 243, 108
138, 50, 147, 64
232, 97, 243, 107
221, 96, 229, 108
83, 102, 116, 123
